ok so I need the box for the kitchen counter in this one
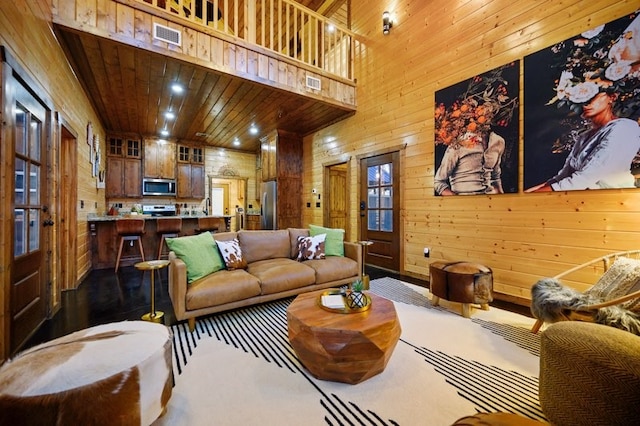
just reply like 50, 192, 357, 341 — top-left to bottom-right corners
88, 215, 232, 269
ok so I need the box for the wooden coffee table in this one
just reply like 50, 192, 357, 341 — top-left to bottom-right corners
287, 289, 401, 384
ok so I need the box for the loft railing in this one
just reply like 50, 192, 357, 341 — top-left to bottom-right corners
139, 0, 354, 81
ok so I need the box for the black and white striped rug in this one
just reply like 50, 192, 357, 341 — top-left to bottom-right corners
156, 277, 544, 426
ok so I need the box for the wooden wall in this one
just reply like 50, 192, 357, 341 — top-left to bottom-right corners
0, 0, 106, 359
302, 0, 640, 305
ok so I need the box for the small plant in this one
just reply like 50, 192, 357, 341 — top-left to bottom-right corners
351, 279, 364, 293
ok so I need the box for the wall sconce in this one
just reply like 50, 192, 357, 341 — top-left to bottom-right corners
382, 11, 393, 35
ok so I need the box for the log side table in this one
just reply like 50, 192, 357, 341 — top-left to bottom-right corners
287, 289, 401, 384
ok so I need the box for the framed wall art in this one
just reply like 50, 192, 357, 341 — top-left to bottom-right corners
523, 11, 640, 192
434, 61, 520, 196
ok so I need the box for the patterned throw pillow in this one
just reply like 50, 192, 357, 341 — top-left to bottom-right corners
296, 234, 326, 261
309, 224, 344, 257
216, 238, 248, 270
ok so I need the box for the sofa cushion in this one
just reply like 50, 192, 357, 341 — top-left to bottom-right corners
239, 230, 290, 263
309, 224, 345, 257
304, 256, 359, 284
216, 238, 247, 270
212, 231, 238, 242
248, 258, 316, 295
296, 234, 326, 261
288, 228, 310, 259
165, 232, 225, 284
186, 269, 261, 311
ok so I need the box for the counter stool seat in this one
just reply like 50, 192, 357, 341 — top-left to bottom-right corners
156, 217, 182, 259
195, 216, 224, 234
115, 218, 145, 272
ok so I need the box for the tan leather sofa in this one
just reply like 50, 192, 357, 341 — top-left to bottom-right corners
168, 228, 361, 331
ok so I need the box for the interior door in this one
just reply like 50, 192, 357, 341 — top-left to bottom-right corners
325, 163, 348, 231
360, 152, 400, 272
60, 124, 77, 290
10, 77, 50, 353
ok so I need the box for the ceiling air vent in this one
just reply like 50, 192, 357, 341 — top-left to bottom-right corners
306, 75, 321, 91
153, 23, 181, 46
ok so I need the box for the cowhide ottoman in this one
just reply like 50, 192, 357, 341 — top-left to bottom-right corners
0, 321, 173, 425
429, 261, 493, 318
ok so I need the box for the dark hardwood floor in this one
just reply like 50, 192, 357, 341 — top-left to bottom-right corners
23, 265, 531, 352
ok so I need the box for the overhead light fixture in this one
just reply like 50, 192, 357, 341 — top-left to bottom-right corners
233, 138, 241, 147
382, 11, 393, 35
165, 111, 175, 120
171, 83, 184, 94
327, 23, 335, 33
160, 129, 169, 137
249, 123, 259, 135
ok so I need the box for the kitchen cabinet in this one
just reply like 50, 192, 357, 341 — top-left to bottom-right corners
246, 215, 261, 230
144, 139, 176, 179
106, 136, 142, 198
177, 144, 205, 199
259, 130, 302, 228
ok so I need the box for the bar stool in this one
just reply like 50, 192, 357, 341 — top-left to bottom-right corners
156, 217, 182, 260
115, 218, 146, 273
195, 216, 224, 234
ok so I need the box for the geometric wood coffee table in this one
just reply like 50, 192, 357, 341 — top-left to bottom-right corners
287, 289, 401, 384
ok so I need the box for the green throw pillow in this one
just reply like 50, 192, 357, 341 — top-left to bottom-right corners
309, 224, 344, 257
166, 232, 225, 284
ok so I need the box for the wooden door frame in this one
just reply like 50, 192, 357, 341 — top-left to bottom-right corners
356, 145, 405, 274
323, 158, 351, 237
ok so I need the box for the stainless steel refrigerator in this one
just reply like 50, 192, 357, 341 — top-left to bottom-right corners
261, 181, 277, 230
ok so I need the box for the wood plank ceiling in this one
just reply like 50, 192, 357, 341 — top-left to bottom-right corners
54, 0, 352, 153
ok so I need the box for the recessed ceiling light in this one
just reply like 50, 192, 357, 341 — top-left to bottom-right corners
165, 111, 175, 120
233, 138, 241, 146
249, 124, 258, 135
171, 83, 183, 94
160, 129, 169, 136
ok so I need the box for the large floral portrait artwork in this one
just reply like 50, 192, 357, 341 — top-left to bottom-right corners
434, 61, 520, 196
524, 10, 640, 192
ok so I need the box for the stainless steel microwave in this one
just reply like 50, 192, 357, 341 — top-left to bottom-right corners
142, 178, 176, 196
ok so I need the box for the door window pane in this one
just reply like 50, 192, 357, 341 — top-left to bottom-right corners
368, 210, 379, 231
29, 209, 39, 251
367, 165, 379, 186
367, 188, 379, 209
381, 188, 392, 208
380, 163, 392, 184
380, 210, 393, 232
14, 209, 26, 256
15, 106, 26, 155
30, 164, 40, 205
29, 116, 41, 161
15, 158, 26, 205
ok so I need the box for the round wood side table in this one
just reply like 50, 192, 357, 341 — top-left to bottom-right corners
135, 259, 170, 322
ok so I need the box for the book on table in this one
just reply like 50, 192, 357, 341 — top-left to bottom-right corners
321, 294, 345, 309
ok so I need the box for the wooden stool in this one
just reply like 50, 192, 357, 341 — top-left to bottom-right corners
115, 218, 145, 273
156, 217, 182, 259
429, 261, 493, 318
195, 216, 224, 234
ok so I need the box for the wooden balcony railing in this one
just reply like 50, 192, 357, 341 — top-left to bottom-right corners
140, 0, 354, 81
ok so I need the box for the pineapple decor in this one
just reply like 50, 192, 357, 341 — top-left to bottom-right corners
347, 279, 368, 309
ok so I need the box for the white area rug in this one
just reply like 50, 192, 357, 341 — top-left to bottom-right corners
154, 278, 544, 426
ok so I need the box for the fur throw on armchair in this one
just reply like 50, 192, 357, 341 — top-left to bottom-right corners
531, 278, 640, 335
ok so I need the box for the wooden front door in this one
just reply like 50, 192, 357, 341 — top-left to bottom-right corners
360, 152, 400, 272
9, 76, 50, 353
325, 162, 348, 232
